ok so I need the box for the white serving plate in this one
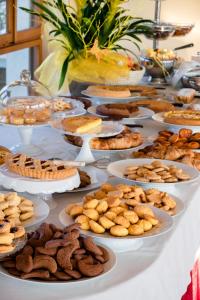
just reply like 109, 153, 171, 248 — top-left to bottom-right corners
152, 112, 200, 133
68, 166, 108, 193
87, 106, 154, 124
0, 243, 116, 285
107, 158, 199, 188
51, 119, 124, 138
0, 165, 80, 195
0, 191, 49, 229
59, 205, 173, 252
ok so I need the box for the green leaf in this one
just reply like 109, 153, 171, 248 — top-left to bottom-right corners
59, 54, 73, 90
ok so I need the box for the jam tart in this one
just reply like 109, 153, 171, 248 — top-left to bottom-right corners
5, 154, 77, 180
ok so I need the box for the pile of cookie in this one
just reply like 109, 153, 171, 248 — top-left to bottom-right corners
0, 220, 25, 253
0, 192, 34, 226
154, 129, 200, 150
1, 223, 109, 281
65, 183, 175, 237
124, 160, 191, 183
133, 129, 200, 171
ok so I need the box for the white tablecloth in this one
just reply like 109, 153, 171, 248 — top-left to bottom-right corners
0, 120, 199, 300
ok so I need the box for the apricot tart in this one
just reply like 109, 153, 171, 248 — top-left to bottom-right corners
5, 154, 77, 180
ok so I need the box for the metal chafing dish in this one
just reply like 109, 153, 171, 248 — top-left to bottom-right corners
181, 68, 200, 92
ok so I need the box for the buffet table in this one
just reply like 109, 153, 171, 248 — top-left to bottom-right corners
0, 119, 199, 300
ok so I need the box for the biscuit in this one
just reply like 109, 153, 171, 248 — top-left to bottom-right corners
11, 226, 25, 238
110, 225, 128, 237
0, 244, 15, 253
99, 216, 115, 229
107, 196, 121, 208
68, 205, 83, 217
20, 211, 34, 221
0, 232, 14, 245
21, 198, 33, 207
6, 192, 21, 206
0, 220, 11, 233
143, 214, 159, 226
89, 220, 105, 234
128, 224, 144, 236
96, 200, 108, 214
0, 210, 5, 220
75, 215, 90, 230
104, 211, 117, 221
83, 209, 99, 221
0, 201, 9, 210
18, 205, 34, 212
123, 211, 139, 224
134, 205, 154, 218
114, 216, 130, 228
0, 194, 5, 203
83, 199, 99, 209
4, 206, 20, 216
137, 219, 152, 232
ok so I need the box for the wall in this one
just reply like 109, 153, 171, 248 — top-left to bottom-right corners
125, 0, 200, 60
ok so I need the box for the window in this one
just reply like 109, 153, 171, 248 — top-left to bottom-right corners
0, 0, 42, 86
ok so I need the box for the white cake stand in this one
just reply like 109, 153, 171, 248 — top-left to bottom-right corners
0, 165, 80, 209
1, 123, 49, 156
51, 120, 124, 163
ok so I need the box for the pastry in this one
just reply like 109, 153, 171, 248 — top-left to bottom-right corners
62, 116, 102, 134
164, 110, 200, 126
76, 170, 91, 189
5, 153, 77, 180
86, 85, 131, 98
0, 146, 11, 165
24, 113, 37, 125
65, 127, 143, 150
129, 99, 175, 113
10, 226, 25, 239
175, 88, 196, 104
1, 223, 109, 281
96, 103, 139, 118
10, 115, 24, 125
51, 98, 72, 112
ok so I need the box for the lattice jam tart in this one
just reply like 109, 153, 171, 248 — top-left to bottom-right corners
5, 154, 77, 180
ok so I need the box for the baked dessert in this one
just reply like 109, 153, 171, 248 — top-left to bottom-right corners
0, 107, 51, 125
51, 98, 72, 112
61, 116, 102, 134
0, 220, 25, 254
65, 127, 143, 150
5, 154, 77, 180
76, 170, 91, 189
127, 85, 158, 96
154, 129, 200, 150
175, 89, 196, 104
1, 223, 109, 280
0, 192, 34, 226
86, 85, 131, 98
0, 146, 11, 165
129, 99, 175, 113
96, 103, 139, 118
66, 183, 176, 237
124, 160, 191, 183
164, 110, 200, 126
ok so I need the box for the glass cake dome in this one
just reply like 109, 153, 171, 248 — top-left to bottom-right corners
0, 69, 51, 105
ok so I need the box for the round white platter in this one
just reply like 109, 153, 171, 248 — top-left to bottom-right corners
0, 191, 49, 229
152, 112, 200, 133
68, 166, 108, 193
0, 165, 80, 209
87, 106, 154, 124
59, 205, 173, 252
0, 165, 80, 194
51, 120, 124, 163
22, 197, 49, 229
0, 243, 116, 285
52, 98, 86, 118
107, 158, 199, 188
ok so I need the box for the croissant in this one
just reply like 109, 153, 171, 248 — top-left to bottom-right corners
165, 147, 193, 161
